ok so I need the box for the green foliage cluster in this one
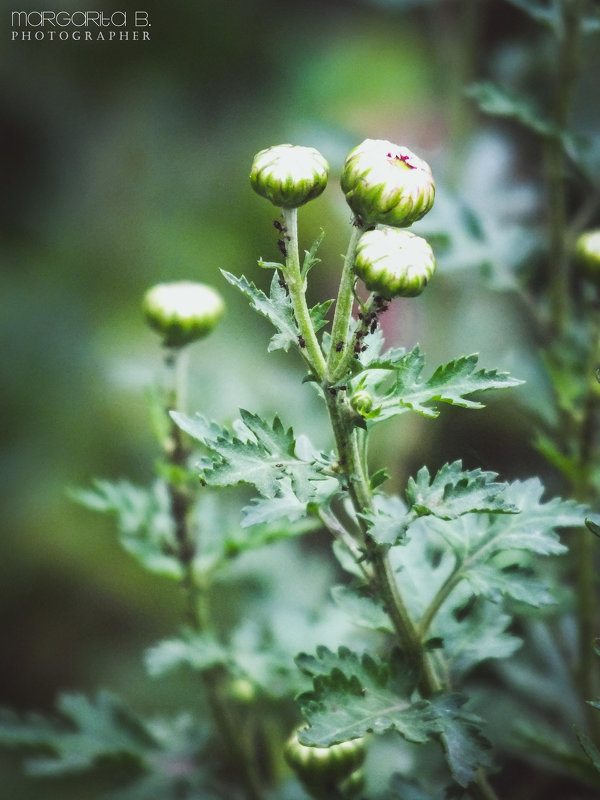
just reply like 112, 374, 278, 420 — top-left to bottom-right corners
3, 1, 600, 799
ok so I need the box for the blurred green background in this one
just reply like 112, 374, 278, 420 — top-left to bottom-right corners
2, 0, 599, 796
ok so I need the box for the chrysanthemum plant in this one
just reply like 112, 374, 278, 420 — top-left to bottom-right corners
0, 140, 587, 800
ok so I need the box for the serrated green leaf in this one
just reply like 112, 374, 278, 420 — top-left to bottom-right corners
406, 461, 518, 519
359, 347, 522, 421
575, 727, 600, 774
466, 81, 556, 137
464, 563, 555, 606
240, 475, 337, 528
302, 229, 325, 279
430, 478, 581, 559
0, 692, 158, 776
431, 586, 522, 678
430, 694, 491, 787
360, 494, 411, 546
0, 696, 216, 797
309, 298, 334, 333
71, 480, 183, 579
172, 409, 328, 502
145, 631, 230, 678
296, 647, 437, 746
331, 585, 393, 633
221, 269, 298, 352
295, 647, 490, 786
466, 81, 581, 163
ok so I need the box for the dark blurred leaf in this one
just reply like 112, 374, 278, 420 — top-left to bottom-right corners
71, 480, 183, 579
145, 631, 230, 678
0, 692, 157, 776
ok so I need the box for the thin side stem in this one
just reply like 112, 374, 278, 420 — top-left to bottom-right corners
326, 224, 363, 382
281, 207, 327, 380
162, 348, 264, 800
574, 308, 600, 733
545, 0, 584, 333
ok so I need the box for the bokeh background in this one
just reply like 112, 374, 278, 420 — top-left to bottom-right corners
2, 0, 599, 796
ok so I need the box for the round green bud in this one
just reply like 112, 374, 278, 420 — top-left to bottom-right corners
250, 144, 329, 209
575, 230, 600, 284
143, 281, 225, 348
350, 388, 374, 416
354, 227, 436, 299
284, 729, 366, 791
341, 138, 435, 228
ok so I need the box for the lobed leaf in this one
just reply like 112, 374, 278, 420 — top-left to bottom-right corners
406, 461, 518, 519
0, 692, 158, 776
356, 347, 522, 422
221, 270, 298, 353
173, 409, 330, 503
296, 646, 490, 787
71, 480, 183, 579
145, 631, 230, 678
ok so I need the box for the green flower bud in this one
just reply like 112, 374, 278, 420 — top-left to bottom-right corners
354, 227, 436, 299
341, 138, 435, 228
250, 144, 329, 209
143, 281, 225, 348
284, 729, 366, 793
350, 387, 374, 416
575, 230, 600, 284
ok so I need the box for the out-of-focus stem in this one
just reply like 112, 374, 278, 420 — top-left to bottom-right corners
546, 0, 584, 333
162, 347, 264, 800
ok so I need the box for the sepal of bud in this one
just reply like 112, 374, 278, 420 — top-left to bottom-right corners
341, 139, 434, 228
143, 281, 225, 348
575, 230, 600, 285
250, 144, 329, 209
354, 228, 436, 299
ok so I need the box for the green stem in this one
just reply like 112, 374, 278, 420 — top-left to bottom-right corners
162, 348, 264, 800
326, 224, 363, 382
545, 0, 584, 333
281, 207, 327, 380
574, 308, 600, 732
323, 391, 498, 799
323, 389, 439, 692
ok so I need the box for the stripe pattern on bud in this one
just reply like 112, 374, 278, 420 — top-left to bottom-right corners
250, 144, 329, 209
341, 139, 435, 228
143, 281, 225, 348
284, 728, 366, 793
354, 228, 436, 299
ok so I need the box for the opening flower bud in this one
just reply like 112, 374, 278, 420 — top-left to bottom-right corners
143, 281, 225, 348
354, 227, 436, 299
250, 144, 329, 209
575, 230, 600, 285
341, 139, 435, 228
